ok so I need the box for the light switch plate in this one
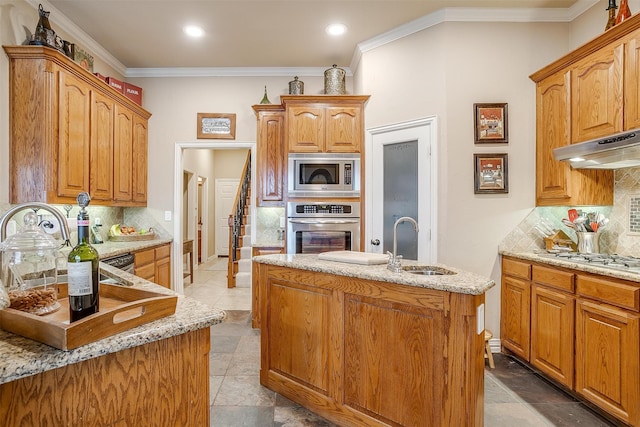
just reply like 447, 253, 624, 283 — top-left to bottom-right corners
164, 211, 172, 221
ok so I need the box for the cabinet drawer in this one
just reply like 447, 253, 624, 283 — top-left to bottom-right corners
503, 257, 531, 280
135, 262, 155, 280
532, 265, 574, 292
134, 248, 155, 267
155, 244, 170, 260
576, 274, 640, 312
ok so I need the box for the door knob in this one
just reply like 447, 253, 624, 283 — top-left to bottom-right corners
371, 239, 380, 246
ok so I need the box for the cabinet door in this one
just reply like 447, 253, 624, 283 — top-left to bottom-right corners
132, 115, 148, 204
113, 105, 133, 202
90, 91, 114, 201
501, 275, 531, 360
531, 285, 574, 388
535, 70, 613, 206
625, 33, 640, 130
571, 43, 623, 143
257, 112, 285, 205
536, 70, 572, 205
576, 300, 640, 426
325, 106, 361, 152
267, 276, 330, 392
57, 71, 90, 198
344, 294, 444, 425
288, 106, 323, 152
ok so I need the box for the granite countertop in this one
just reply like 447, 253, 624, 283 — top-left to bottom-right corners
501, 250, 640, 283
0, 267, 225, 385
253, 253, 495, 295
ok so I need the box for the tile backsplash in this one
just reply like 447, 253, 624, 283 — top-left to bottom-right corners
500, 167, 640, 256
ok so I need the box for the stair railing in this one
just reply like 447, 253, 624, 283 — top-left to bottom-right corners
227, 151, 252, 288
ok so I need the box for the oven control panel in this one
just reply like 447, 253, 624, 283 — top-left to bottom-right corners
288, 202, 360, 218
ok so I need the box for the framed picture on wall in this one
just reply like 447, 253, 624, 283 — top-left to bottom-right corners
197, 113, 236, 139
474, 153, 508, 194
474, 103, 508, 144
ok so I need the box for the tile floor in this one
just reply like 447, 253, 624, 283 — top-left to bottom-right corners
184, 257, 619, 427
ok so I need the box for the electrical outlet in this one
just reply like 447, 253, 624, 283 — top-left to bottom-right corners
164, 211, 172, 221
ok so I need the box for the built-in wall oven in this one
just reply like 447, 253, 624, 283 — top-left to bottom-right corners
287, 201, 360, 254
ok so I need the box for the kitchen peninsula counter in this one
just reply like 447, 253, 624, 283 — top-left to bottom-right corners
0, 271, 225, 425
253, 254, 494, 426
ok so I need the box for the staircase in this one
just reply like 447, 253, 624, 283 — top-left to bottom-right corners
235, 212, 252, 287
227, 152, 252, 288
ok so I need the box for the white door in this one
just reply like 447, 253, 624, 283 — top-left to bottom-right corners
366, 118, 437, 263
215, 179, 240, 256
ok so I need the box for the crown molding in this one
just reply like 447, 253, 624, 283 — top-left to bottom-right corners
351, 0, 600, 70
28, 0, 600, 79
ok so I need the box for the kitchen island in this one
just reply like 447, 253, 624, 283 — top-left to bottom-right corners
0, 267, 225, 426
254, 254, 494, 427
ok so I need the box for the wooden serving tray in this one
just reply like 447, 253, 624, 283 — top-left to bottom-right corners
108, 231, 156, 241
0, 283, 177, 350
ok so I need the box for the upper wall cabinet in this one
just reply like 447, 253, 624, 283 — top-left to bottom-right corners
3, 45, 151, 206
282, 95, 370, 153
527, 17, 640, 206
253, 104, 286, 207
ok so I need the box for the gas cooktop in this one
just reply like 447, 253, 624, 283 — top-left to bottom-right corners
539, 252, 640, 274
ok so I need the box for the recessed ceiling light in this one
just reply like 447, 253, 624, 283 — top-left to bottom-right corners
184, 25, 204, 38
326, 23, 347, 36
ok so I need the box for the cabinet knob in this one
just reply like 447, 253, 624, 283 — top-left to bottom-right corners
371, 239, 380, 246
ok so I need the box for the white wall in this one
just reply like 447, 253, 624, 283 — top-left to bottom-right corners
358, 21, 571, 337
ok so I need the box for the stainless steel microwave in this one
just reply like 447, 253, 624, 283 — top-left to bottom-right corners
287, 153, 361, 198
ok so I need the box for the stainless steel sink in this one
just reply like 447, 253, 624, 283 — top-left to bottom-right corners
401, 265, 456, 276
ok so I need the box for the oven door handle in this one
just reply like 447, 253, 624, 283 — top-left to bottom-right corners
288, 218, 360, 224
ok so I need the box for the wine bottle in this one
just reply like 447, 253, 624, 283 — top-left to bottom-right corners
67, 192, 99, 322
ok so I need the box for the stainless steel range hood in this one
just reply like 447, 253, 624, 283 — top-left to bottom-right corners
553, 128, 640, 169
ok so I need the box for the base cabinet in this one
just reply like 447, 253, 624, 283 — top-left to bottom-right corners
258, 263, 485, 426
501, 258, 531, 360
0, 328, 210, 426
531, 284, 574, 388
134, 243, 172, 288
576, 300, 640, 425
501, 256, 640, 426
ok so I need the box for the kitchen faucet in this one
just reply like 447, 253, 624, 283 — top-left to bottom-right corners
0, 202, 71, 245
387, 216, 419, 273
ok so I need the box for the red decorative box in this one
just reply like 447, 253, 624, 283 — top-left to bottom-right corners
93, 72, 107, 83
106, 77, 124, 93
123, 82, 143, 105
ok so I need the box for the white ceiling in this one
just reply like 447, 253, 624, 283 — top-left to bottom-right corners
40, 0, 594, 75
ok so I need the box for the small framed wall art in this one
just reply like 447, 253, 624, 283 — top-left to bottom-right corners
474, 153, 508, 194
197, 113, 236, 139
474, 103, 508, 144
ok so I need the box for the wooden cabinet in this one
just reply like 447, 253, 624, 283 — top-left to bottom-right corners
530, 284, 575, 387
257, 262, 485, 426
90, 91, 115, 201
571, 43, 624, 143
134, 243, 171, 288
252, 105, 285, 206
525, 19, 640, 205
575, 300, 640, 425
4, 45, 151, 206
533, 68, 614, 206
501, 257, 531, 360
283, 95, 369, 153
501, 255, 640, 426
